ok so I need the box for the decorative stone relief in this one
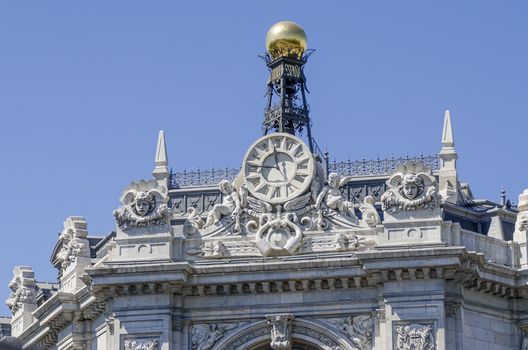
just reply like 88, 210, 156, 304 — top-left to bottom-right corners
123, 339, 159, 350
359, 196, 381, 227
315, 172, 358, 220
184, 207, 205, 236
325, 315, 373, 350
113, 179, 171, 230
395, 323, 435, 350
516, 189, 528, 232
204, 180, 242, 230
55, 217, 88, 276
267, 314, 294, 350
192, 135, 379, 258
203, 240, 226, 258
305, 233, 372, 253
192, 323, 239, 350
5, 267, 36, 315
381, 161, 439, 213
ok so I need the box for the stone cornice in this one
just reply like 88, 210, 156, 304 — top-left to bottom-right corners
16, 287, 104, 349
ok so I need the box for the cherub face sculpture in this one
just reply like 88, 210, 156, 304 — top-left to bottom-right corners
328, 173, 340, 189
399, 174, 424, 200
133, 192, 155, 216
218, 180, 233, 195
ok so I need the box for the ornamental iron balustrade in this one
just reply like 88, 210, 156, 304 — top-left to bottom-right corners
169, 154, 439, 189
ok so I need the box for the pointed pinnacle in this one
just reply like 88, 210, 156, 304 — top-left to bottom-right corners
155, 130, 168, 166
442, 110, 454, 148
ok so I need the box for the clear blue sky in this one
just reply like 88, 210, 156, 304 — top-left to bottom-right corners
1, 1, 527, 314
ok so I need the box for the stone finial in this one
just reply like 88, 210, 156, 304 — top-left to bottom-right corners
441, 110, 454, 148
152, 130, 169, 182
438, 110, 459, 204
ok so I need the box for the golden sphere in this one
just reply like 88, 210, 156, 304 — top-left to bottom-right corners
265, 21, 308, 59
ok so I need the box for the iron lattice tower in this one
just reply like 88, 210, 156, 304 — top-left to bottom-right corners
262, 52, 314, 152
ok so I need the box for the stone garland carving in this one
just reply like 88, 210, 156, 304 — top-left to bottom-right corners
113, 179, 172, 230
124, 339, 159, 350
56, 219, 86, 274
5, 278, 33, 315
306, 233, 372, 253
267, 314, 294, 350
395, 323, 435, 350
381, 161, 439, 213
326, 315, 372, 350
192, 323, 239, 350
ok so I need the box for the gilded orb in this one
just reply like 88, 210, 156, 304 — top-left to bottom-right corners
265, 21, 308, 59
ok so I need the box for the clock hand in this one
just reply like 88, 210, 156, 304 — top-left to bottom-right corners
280, 161, 287, 180
272, 144, 279, 169
254, 164, 276, 169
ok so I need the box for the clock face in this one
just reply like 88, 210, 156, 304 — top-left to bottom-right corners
242, 133, 315, 204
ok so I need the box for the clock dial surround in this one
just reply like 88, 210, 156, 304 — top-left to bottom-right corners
242, 133, 315, 204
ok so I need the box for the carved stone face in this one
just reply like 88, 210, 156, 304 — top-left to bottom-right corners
400, 174, 423, 200
133, 192, 154, 216
328, 173, 340, 189
219, 180, 232, 194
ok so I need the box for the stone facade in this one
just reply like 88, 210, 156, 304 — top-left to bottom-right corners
2, 28, 528, 350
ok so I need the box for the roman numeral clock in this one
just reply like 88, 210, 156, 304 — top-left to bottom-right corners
242, 133, 315, 204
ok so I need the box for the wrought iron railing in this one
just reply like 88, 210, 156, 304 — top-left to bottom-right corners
328, 154, 439, 178
169, 154, 439, 189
